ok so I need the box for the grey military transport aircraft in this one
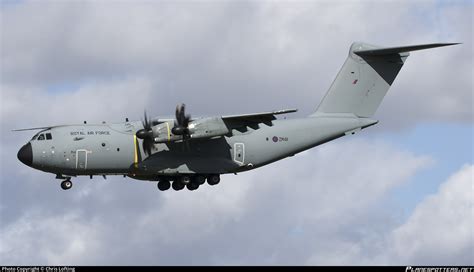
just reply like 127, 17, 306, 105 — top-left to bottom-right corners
16, 42, 458, 191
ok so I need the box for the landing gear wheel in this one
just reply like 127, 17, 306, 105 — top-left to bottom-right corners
157, 180, 171, 191
186, 182, 199, 191
194, 175, 206, 185
207, 175, 220, 186
180, 175, 191, 184
172, 181, 185, 191
61, 179, 73, 190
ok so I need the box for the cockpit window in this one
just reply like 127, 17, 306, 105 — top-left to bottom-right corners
30, 129, 51, 141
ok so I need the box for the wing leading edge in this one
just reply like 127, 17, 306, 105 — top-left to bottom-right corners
220, 108, 297, 131
222, 108, 297, 122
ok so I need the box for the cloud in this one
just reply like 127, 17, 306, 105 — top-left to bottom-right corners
1, 77, 155, 129
388, 164, 473, 265
305, 164, 474, 265
0, 211, 104, 265
1, 1, 472, 129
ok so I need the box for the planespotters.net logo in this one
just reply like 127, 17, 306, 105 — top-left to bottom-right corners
406, 267, 474, 272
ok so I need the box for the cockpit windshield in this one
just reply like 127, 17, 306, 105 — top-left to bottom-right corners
31, 130, 52, 141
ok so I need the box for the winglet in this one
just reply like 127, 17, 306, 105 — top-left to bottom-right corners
354, 43, 460, 56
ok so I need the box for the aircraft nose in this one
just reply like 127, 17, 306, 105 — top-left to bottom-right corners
17, 142, 33, 166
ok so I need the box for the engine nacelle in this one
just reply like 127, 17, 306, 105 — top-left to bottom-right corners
188, 117, 229, 139
151, 122, 182, 143
150, 117, 229, 143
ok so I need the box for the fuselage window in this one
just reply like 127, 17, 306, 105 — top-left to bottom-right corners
37, 134, 45, 140
46, 133, 52, 140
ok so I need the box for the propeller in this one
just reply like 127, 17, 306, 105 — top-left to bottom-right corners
135, 105, 191, 155
135, 111, 154, 156
171, 103, 191, 137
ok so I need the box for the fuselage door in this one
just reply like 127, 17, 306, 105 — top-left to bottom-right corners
233, 143, 245, 164
76, 149, 88, 170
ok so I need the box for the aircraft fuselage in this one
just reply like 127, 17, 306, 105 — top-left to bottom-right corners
18, 115, 376, 182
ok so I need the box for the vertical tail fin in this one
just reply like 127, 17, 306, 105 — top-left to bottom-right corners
313, 42, 459, 117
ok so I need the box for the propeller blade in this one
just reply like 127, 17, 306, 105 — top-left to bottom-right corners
175, 104, 182, 126
143, 137, 153, 156
172, 103, 191, 136
180, 104, 186, 124
143, 111, 151, 130
136, 110, 155, 156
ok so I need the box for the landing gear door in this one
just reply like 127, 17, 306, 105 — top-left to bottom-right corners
76, 150, 87, 170
233, 143, 244, 165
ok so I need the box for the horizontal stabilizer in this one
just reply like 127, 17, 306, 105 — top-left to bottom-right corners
354, 43, 460, 56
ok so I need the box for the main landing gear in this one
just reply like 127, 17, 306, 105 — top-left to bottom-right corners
157, 174, 221, 192
157, 179, 171, 191
60, 179, 73, 190
207, 174, 220, 186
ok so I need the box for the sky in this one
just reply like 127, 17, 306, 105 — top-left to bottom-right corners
0, 0, 473, 266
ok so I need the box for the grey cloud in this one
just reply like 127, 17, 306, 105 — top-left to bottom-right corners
388, 164, 474, 265
1, 77, 155, 128
1, 1, 472, 129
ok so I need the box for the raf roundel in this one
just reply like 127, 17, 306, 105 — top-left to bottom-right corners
272, 136, 278, 143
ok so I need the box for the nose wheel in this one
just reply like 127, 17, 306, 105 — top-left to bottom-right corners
60, 179, 73, 190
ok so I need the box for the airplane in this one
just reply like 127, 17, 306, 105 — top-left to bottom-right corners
15, 42, 458, 191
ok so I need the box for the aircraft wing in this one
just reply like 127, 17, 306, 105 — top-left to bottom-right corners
221, 108, 297, 127
222, 109, 297, 122
12, 126, 61, 131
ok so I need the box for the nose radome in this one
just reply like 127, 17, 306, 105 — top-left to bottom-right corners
17, 142, 33, 166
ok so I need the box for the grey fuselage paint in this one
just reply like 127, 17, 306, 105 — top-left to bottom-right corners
26, 115, 377, 181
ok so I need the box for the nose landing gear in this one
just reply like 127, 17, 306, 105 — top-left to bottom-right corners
60, 179, 73, 190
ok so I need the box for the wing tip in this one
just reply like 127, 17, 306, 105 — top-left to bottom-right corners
12, 126, 55, 132
274, 108, 298, 114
